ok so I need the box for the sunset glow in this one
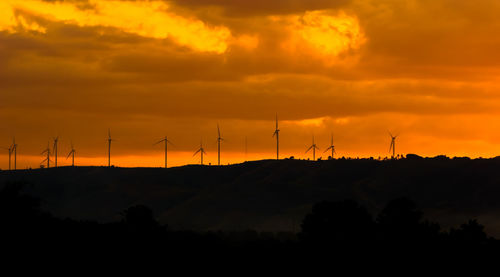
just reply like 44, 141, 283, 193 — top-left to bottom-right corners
2, 0, 500, 169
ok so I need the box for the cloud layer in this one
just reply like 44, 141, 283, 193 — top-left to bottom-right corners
2, 0, 500, 168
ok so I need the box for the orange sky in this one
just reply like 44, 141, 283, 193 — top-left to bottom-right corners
2, 0, 500, 169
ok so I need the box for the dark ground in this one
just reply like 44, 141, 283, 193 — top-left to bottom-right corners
2, 155, 500, 237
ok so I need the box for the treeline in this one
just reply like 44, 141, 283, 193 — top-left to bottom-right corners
1, 182, 498, 259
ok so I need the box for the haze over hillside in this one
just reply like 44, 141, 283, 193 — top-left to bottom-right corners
2, 157, 500, 237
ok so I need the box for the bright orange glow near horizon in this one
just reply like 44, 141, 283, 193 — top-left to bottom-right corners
3, 0, 500, 169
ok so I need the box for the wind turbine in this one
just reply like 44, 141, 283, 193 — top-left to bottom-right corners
324, 133, 335, 159
272, 114, 280, 160
41, 142, 51, 168
107, 129, 114, 167
67, 142, 76, 167
193, 141, 207, 165
11, 137, 17, 170
52, 136, 59, 167
154, 136, 173, 168
217, 124, 224, 166
244, 136, 248, 162
306, 135, 320, 161
389, 132, 398, 159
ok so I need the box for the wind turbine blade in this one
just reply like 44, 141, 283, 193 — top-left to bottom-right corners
166, 140, 174, 146
306, 145, 313, 153
154, 139, 165, 145
193, 149, 201, 156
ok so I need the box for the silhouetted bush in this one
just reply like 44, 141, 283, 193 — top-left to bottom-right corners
406, 154, 423, 160
449, 219, 488, 244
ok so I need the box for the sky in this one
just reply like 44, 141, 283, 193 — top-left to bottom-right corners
2, 0, 500, 168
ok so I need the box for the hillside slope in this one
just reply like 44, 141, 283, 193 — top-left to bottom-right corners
2, 157, 500, 237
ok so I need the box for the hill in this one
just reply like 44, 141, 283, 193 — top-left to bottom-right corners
2, 157, 500, 237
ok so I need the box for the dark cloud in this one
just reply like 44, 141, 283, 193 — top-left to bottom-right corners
169, 0, 351, 16
40, 0, 96, 10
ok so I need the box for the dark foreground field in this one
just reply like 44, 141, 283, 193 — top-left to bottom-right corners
2, 156, 500, 237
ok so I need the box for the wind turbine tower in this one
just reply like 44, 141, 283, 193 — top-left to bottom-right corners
389, 132, 398, 159
107, 129, 114, 167
193, 141, 206, 165
41, 143, 51, 168
67, 142, 76, 167
53, 136, 59, 167
217, 124, 224, 166
272, 114, 280, 160
245, 136, 248, 162
11, 137, 17, 170
306, 135, 320, 161
324, 133, 336, 159
155, 136, 173, 168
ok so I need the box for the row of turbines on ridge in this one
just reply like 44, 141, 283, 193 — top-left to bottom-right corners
2, 115, 400, 170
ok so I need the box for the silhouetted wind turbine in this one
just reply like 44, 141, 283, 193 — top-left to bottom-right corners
67, 142, 76, 167
389, 132, 398, 159
306, 135, 320, 161
107, 129, 114, 167
41, 142, 51, 168
272, 114, 280, 160
244, 136, 248, 162
217, 124, 224, 166
193, 141, 206, 165
324, 133, 335, 159
52, 136, 59, 167
11, 137, 17, 170
154, 136, 173, 168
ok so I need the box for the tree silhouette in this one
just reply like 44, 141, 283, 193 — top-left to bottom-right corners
0, 183, 43, 228
377, 197, 440, 243
121, 205, 163, 234
299, 199, 375, 246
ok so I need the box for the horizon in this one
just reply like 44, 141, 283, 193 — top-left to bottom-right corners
3, 0, 500, 169
0, 153, 494, 171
